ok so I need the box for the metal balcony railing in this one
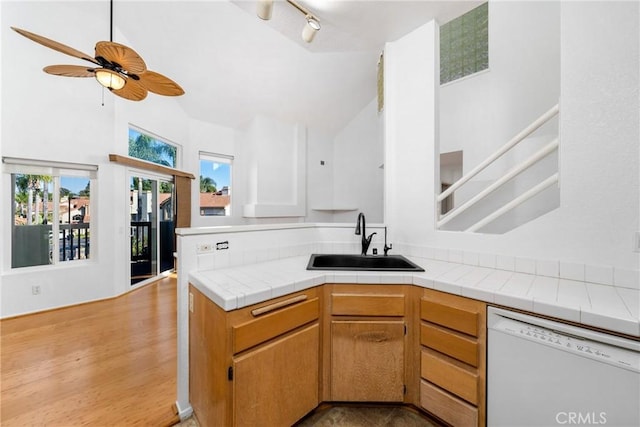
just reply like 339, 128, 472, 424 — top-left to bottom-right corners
59, 222, 90, 261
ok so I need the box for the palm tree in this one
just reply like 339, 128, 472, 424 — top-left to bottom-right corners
78, 181, 90, 197
200, 176, 217, 193
40, 176, 52, 224
15, 174, 43, 225
129, 133, 177, 167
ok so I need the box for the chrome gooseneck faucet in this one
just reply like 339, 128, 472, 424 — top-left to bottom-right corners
355, 212, 376, 256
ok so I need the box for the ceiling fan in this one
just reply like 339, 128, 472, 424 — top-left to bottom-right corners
11, 11, 184, 101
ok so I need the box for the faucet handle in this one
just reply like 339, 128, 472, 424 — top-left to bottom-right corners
384, 242, 392, 256
362, 232, 376, 255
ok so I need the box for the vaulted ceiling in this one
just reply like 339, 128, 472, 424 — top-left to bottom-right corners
13, 1, 480, 135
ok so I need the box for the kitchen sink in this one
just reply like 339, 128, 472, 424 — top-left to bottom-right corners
306, 254, 424, 272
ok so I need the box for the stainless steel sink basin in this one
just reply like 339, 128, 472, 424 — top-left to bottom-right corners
306, 254, 424, 272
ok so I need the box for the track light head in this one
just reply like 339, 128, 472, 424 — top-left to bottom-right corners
302, 15, 321, 43
257, 0, 322, 43
257, 0, 274, 20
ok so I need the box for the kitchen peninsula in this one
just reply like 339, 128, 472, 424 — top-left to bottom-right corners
176, 223, 640, 425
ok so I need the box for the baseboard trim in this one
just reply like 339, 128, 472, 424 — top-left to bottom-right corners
175, 400, 193, 421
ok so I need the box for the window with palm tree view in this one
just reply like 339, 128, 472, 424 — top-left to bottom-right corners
10, 166, 94, 269
128, 128, 178, 168
199, 152, 232, 216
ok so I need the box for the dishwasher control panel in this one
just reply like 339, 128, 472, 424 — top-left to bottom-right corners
490, 312, 640, 373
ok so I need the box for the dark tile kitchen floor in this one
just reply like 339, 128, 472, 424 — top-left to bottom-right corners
295, 404, 441, 427
176, 404, 442, 427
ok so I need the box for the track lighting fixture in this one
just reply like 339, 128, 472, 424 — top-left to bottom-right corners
302, 15, 321, 43
256, 0, 321, 43
257, 0, 274, 20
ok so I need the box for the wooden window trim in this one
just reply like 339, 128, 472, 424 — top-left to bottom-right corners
108, 154, 195, 179
109, 154, 193, 228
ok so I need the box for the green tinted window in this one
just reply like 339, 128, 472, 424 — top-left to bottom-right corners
440, 2, 488, 84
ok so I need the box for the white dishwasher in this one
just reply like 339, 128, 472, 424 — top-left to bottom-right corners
487, 307, 640, 427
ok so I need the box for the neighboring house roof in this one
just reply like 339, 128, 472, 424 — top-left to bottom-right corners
61, 197, 91, 222
200, 193, 230, 208
159, 193, 172, 206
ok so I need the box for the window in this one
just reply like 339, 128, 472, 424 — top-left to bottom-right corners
128, 127, 178, 168
440, 2, 489, 85
4, 158, 96, 269
199, 152, 232, 217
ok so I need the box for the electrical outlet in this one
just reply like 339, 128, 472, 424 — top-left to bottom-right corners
197, 243, 213, 253
32, 285, 41, 295
189, 292, 194, 313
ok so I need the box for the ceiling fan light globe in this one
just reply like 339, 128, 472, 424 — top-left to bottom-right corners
95, 69, 126, 90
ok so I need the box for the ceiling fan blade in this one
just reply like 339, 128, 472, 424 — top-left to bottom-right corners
137, 70, 185, 96
112, 77, 148, 101
95, 41, 146, 74
11, 27, 98, 65
44, 65, 96, 78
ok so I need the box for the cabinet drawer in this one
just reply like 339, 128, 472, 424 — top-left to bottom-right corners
420, 380, 478, 427
331, 293, 405, 316
421, 349, 478, 405
421, 323, 478, 367
421, 299, 478, 336
232, 296, 319, 354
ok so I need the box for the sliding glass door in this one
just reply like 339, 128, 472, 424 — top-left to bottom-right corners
130, 174, 174, 286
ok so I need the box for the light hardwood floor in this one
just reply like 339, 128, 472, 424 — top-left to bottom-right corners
1, 275, 179, 426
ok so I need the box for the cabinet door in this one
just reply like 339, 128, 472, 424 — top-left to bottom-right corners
331, 320, 405, 402
233, 324, 319, 427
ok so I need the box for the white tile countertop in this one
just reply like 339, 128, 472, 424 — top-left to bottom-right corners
188, 255, 640, 337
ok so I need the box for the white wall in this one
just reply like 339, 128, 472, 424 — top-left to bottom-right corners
1, 1, 121, 316
237, 115, 306, 218
306, 128, 335, 223
384, 20, 439, 246
332, 98, 384, 224
385, 1, 640, 273
188, 118, 237, 228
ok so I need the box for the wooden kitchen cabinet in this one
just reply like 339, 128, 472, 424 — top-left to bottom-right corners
190, 281, 488, 426
324, 284, 416, 403
419, 289, 486, 427
233, 323, 319, 426
189, 285, 320, 427
331, 320, 405, 401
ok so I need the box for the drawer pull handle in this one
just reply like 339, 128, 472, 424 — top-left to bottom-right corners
251, 295, 308, 317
